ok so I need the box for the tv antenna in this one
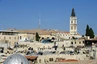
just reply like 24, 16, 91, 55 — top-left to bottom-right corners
38, 12, 41, 29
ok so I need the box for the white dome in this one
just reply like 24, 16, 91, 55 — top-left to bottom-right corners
3, 54, 29, 64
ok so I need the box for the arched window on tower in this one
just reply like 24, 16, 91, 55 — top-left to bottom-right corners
71, 21, 73, 24
71, 26, 73, 30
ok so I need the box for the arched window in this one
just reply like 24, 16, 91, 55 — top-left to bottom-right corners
20, 36, 22, 39
83, 41, 84, 44
71, 26, 73, 30
71, 42, 73, 44
71, 21, 73, 24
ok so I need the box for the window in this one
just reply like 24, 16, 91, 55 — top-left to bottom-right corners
75, 42, 76, 44
42, 37, 44, 39
52, 37, 55, 40
20, 36, 22, 39
49, 58, 53, 61
71, 42, 73, 44
83, 41, 84, 44
71, 21, 73, 24
71, 26, 73, 30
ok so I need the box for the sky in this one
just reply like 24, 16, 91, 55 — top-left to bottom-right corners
0, 0, 97, 35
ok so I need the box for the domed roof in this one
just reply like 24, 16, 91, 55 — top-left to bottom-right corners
3, 54, 29, 64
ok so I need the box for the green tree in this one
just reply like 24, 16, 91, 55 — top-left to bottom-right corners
85, 25, 90, 36
85, 25, 95, 38
35, 32, 40, 41
89, 28, 95, 38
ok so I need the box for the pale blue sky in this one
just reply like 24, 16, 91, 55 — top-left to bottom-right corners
0, 0, 97, 35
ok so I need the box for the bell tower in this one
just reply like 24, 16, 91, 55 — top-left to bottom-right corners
70, 8, 77, 35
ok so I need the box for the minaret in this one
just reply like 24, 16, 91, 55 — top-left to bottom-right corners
70, 8, 77, 35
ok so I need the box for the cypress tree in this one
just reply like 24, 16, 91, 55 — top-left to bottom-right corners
85, 25, 90, 36
35, 32, 40, 41
89, 28, 95, 38
85, 25, 95, 38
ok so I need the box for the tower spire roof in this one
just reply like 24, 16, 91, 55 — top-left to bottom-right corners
71, 8, 76, 17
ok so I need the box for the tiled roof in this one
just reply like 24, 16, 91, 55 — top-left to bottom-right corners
25, 56, 37, 60
58, 59, 78, 62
